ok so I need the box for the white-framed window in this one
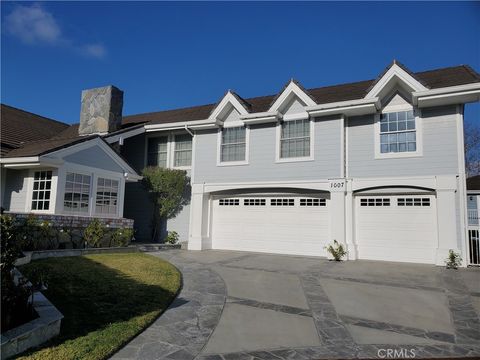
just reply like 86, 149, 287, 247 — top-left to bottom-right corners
218, 126, 248, 165
380, 110, 416, 153
31, 170, 52, 211
147, 136, 168, 167
375, 108, 422, 159
145, 132, 193, 169
173, 134, 192, 167
63, 172, 91, 214
95, 178, 119, 215
276, 118, 313, 162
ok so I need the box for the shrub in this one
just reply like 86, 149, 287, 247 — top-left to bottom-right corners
110, 227, 134, 247
38, 220, 59, 250
83, 219, 106, 248
325, 240, 348, 261
1, 214, 34, 332
142, 167, 190, 241
165, 231, 179, 244
16, 214, 39, 250
445, 249, 462, 269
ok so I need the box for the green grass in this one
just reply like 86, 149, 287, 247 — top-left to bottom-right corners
18, 253, 181, 360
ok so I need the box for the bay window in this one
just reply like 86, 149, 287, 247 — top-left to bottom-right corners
63, 172, 91, 213
95, 178, 119, 215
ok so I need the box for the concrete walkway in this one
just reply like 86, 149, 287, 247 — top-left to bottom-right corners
112, 250, 480, 360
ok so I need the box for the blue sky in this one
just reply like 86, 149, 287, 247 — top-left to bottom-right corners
2, 1, 479, 124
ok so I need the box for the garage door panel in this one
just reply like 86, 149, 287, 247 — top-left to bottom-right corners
212, 195, 329, 257
356, 195, 437, 264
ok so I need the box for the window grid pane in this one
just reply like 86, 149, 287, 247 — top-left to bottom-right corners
64, 172, 91, 213
174, 134, 193, 167
280, 119, 310, 158
95, 178, 119, 215
380, 111, 416, 154
147, 137, 168, 167
31, 171, 53, 211
221, 127, 246, 162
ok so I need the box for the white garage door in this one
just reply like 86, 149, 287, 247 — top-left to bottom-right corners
355, 195, 437, 264
212, 195, 330, 256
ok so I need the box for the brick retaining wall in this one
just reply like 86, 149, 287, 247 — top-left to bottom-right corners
8, 213, 134, 229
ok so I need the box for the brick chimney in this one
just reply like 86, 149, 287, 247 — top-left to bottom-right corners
79, 85, 123, 135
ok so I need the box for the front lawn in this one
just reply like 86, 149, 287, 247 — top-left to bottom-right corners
18, 253, 181, 360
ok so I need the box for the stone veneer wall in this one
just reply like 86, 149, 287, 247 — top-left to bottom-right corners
79, 85, 123, 135
9, 213, 134, 229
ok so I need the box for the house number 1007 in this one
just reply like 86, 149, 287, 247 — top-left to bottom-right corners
330, 182, 344, 189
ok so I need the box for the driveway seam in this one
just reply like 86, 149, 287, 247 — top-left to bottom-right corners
227, 296, 313, 317
316, 274, 444, 293
194, 266, 229, 359
340, 315, 456, 343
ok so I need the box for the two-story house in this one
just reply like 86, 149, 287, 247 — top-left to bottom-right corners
3, 61, 478, 266
110, 61, 480, 266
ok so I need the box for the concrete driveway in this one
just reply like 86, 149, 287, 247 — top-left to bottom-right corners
112, 250, 480, 360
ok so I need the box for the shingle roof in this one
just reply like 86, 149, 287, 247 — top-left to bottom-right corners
1, 104, 70, 156
467, 175, 480, 191
123, 65, 480, 126
2, 63, 479, 158
4, 135, 97, 158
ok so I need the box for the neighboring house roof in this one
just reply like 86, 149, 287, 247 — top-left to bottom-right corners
467, 175, 480, 191
122, 65, 480, 126
1, 104, 70, 156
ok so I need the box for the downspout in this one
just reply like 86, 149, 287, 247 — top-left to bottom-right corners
184, 124, 194, 137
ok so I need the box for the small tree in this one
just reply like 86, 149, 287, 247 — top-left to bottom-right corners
142, 167, 190, 242
465, 120, 480, 177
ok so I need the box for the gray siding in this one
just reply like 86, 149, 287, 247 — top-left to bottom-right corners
167, 203, 191, 242
121, 134, 146, 173
348, 106, 459, 178
64, 145, 124, 173
194, 117, 342, 184
3, 169, 29, 212
121, 133, 191, 242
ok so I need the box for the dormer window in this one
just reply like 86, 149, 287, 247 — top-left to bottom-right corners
380, 110, 416, 153
375, 108, 422, 159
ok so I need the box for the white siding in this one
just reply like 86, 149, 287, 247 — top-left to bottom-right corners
3, 169, 29, 212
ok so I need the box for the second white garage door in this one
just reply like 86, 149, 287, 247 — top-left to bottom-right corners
212, 195, 330, 256
355, 195, 437, 264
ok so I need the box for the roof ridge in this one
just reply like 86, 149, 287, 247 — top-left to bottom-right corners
0, 103, 69, 127
415, 64, 475, 75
